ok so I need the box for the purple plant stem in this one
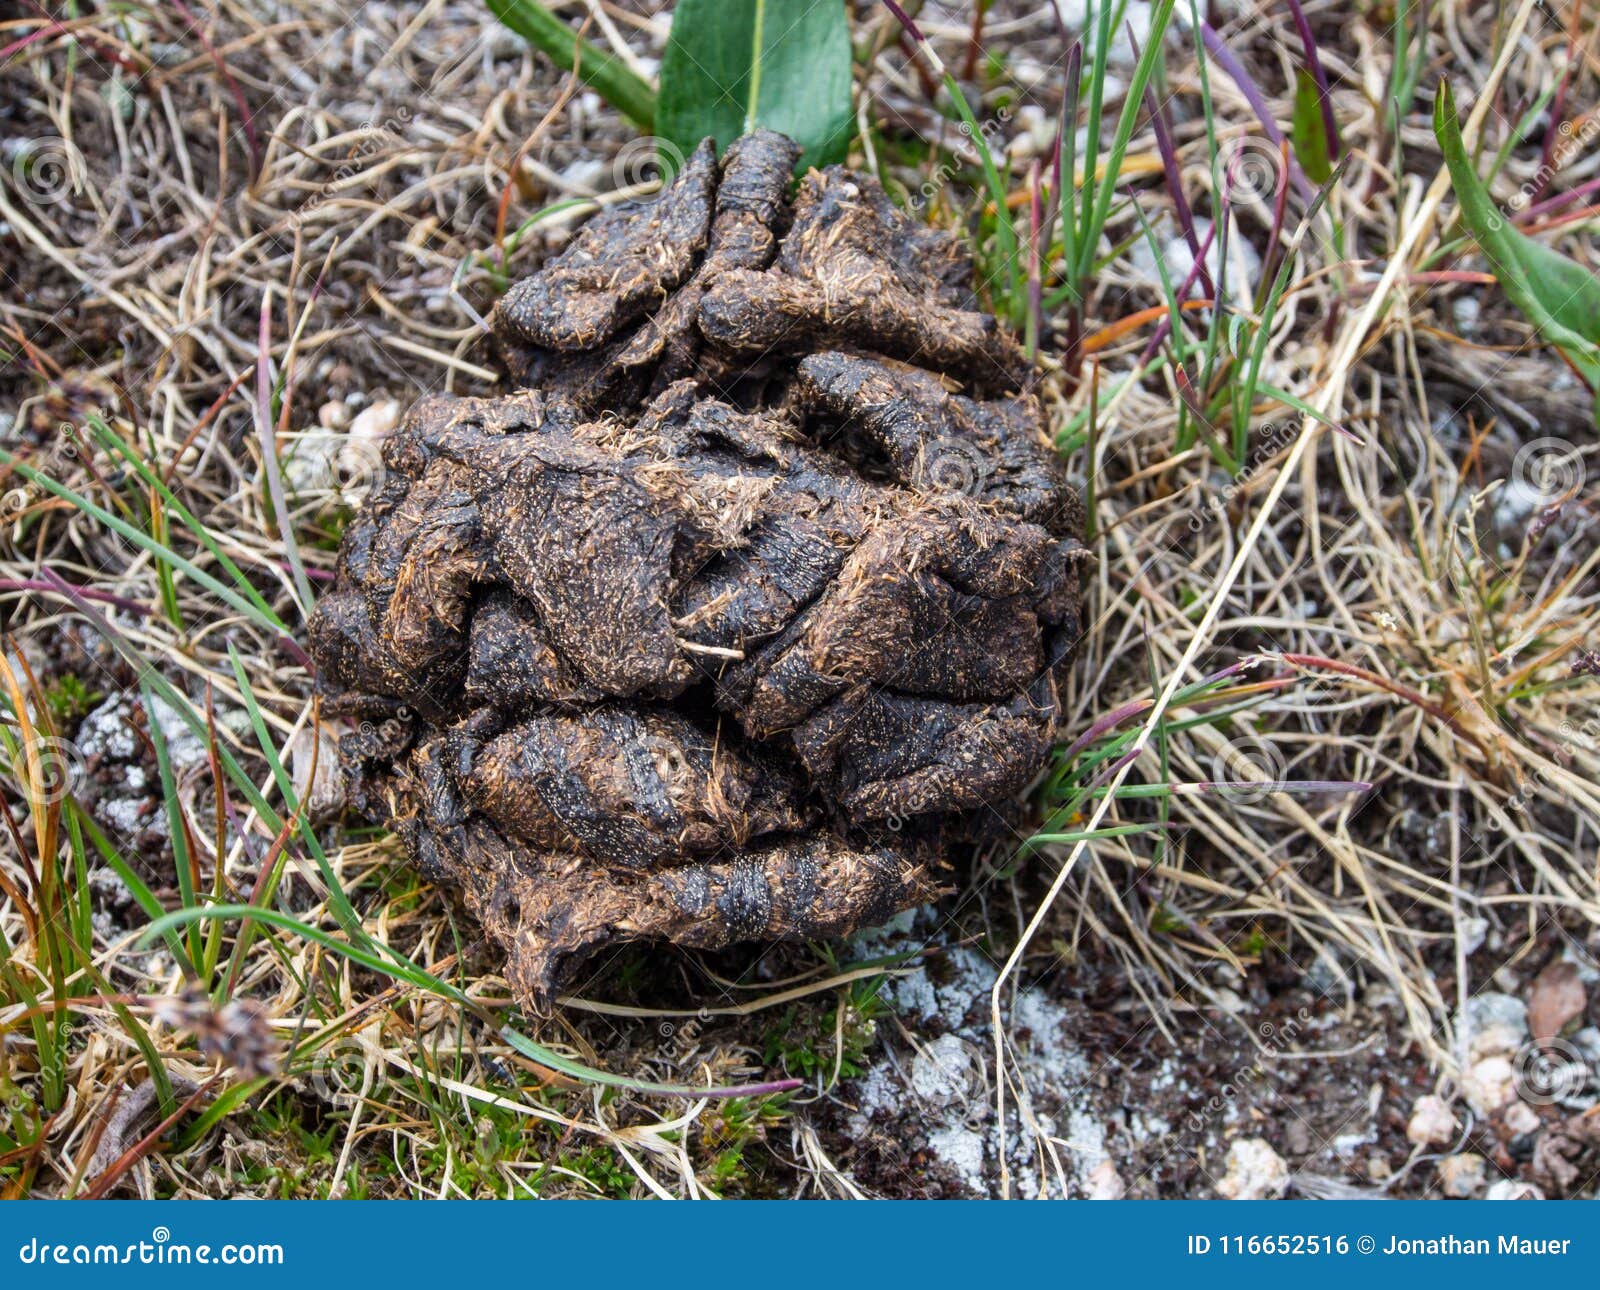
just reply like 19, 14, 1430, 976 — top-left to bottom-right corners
1043, 39, 1081, 256
880, 0, 925, 45
1200, 22, 1314, 201
168, 0, 261, 180
279, 561, 334, 583
1193, 779, 1372, 796
1256, 134, 1293, 308
1518, 174, 1600, 223
1059, 661, 1262, 763
1060, 700, 1156, 764
690, 1078, 805, 1099
1088, 746, 1143, 790
1137, 216, 1219, 368
276, 635, 312, 670
0, 578, 150, 617
1027, 161, 1044, 362
221, 788, 265, 868
1131, 27, 1214, 301
1282, 0, 1340, 158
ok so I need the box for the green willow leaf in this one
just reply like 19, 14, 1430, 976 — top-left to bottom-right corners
1434, 80, 1600, 415
658, 0, 853, 174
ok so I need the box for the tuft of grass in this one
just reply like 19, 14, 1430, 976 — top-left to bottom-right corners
763, 975, 891, 1086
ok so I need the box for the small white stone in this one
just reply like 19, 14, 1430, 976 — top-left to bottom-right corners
87, 863, 131, 900
1436, 1153, 1487, 1198
926, 1125, 986, 1194
1215, 1137, 1288, 1200
1486, 1179, 1544, 1200
1457, 993, 1530, 1062
1010, 59, 1053, 91
77, 696, 139, 761
909, 1034, 981, 1105
1083, 1159, 1125, 1200
485, 25, 523, 59
348, 398, 400, 443
1304, 948, 1349, 995
1406, 1094, 1458, 1148
146, 695, 207, 771
99, 796, 151, 840
1563, 945, 1600, 986
284, 433, 338, 493
1463, 1055, 1519, 1116
1128, 216, 1261, 309
1503, 1101, 1541, 1135
289, 727, 345, 819
1494, 478, 1546, 527
558, 157, 607, 194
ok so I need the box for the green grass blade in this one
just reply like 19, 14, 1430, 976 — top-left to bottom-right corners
87, 416, 286, 630
487, 0, 656, 130
143, 681, 201, 965
0, 450, 286, 635
1075, 0, 1176, 287
139, 904, 799, 1099
1434, 79, 1600, 407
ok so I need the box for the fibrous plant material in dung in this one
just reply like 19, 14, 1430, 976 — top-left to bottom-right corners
308, 131, 1089, 1009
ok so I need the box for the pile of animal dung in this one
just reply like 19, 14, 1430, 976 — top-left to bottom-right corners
308, 130, 1089, 1008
